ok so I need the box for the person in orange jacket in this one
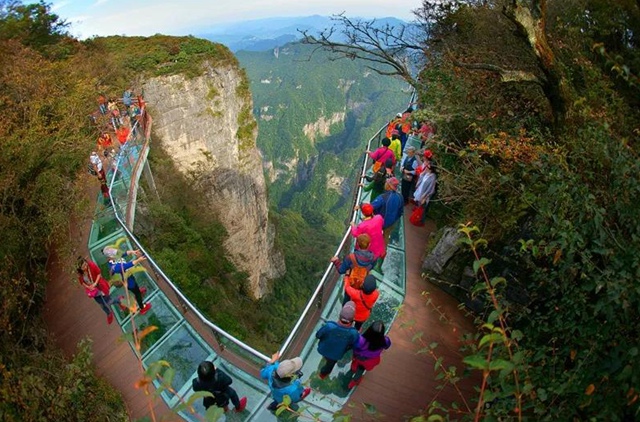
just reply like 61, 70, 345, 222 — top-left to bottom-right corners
344, 274, 379, 331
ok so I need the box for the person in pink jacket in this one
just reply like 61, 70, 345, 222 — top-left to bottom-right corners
351, 203, 386, 261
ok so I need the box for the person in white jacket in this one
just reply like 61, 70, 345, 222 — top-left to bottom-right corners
412, 161, 437, 224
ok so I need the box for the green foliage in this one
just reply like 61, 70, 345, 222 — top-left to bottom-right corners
416, 1, 640, 419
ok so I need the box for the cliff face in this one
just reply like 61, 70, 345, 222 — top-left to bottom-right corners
142, 63, 285, 299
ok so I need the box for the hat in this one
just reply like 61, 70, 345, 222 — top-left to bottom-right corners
362, 275, 377, 294
406, 146, 416, 152
339, 301, 356, 324
424, 149, 433, 159
102, 246, 119, 258
361, 203, 374, 216
386, 177, 399, 190
276, 357, 303, 378
396, 113, 402, 118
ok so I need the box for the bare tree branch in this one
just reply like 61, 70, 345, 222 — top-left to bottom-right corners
451, 59, 546, 86
300, 13, 424, 86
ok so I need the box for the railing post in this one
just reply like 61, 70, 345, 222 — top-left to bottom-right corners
315, 285, 324, 309
212, 329, 225, 352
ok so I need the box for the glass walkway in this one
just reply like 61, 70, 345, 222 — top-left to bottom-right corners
87, 107, 420, 421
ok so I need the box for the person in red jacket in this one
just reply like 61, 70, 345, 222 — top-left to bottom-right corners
344, 274, 379, 331
76, 257, 123, 325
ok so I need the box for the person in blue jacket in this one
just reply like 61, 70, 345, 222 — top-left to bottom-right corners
371, 177, 404, 246
316, 301, 359, 379
103, 246, 151, 315
260, 352, 310, 411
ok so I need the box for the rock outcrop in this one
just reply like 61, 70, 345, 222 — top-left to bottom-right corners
142, 63, 285, 299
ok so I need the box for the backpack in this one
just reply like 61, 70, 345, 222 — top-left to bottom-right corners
345, 253, 369, 289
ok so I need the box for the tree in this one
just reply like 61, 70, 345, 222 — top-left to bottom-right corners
300, 13, 425, 86
0, 0, 68, 52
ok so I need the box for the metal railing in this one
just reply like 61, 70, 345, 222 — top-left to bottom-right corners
104, 91, 414, 366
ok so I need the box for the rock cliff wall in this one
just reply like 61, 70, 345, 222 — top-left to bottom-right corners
142, 63, 285, 299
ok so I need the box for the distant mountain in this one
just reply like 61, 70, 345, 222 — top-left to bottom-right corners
197, 15, 406, 52
236, 41, 410, 227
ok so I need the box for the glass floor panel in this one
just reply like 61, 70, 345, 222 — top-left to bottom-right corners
250, 400, 335, 422
377, 247, 406, 292
123, 293, 181, 355
145, 322, 212, 406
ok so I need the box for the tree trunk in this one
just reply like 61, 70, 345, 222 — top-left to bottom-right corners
505, 0, 570, 127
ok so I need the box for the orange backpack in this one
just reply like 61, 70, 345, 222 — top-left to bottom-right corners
345, 253, 369, 289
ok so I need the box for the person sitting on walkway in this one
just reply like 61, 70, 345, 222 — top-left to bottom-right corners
361, 158, 394, 201
315, 301, 359, 379
192, 361, 247, 413
345, 275, 380, 331
347, 320, 391, 389
350, 204, 385, 265
260, 352, 310, 411
76, 257, 124, 325
371, 177, 404, 246
103, 246, 151, 315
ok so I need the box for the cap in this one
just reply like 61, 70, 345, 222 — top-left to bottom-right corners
276, 357, 303, 378
339, 301, 356, 324
361, 203, 374, 216
386, 177, 399, 190
424, 149, 433, 159
396, 113, 402, 118
102, 246, 119, 258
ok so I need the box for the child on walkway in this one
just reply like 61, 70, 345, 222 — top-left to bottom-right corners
347, 320, 391, 388
260, 352, 310, 411
315, 301, 359, 379
192, 361, 247, 413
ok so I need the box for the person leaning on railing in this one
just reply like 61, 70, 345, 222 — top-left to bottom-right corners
260, 352, 310, 412
102, 247, 151, 315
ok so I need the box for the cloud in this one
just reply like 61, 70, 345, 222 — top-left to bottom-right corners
93, 0, 109, 6
51, 1, 71, 11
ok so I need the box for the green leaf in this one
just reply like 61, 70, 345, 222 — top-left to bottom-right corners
412, 331, 424, 343
187, 391, 214, 406
427, 416, 445, 422
163, 367, 175, 386
205, 405, 224, 421
489, 359, 514, 371
473, 257, 491, 274
363, 402, 377, 414
490, 276, 506, 287
463, 355, 489, 370
282, 394, 292, 406
479, 332, 505, 349
275, 404, 287, 416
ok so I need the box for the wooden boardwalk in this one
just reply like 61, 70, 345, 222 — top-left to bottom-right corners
345, 212, 479, 421
44, 183, 478, 421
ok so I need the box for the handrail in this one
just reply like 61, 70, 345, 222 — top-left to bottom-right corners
104, 92, 412, 365
277, 123, 386, 357
107, 117, 271, 364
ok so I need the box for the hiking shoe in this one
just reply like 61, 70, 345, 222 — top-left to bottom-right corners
318, 372, 328, 380
235, 397, 247, 413
301, 387, 311, 400
140, 303, 152, 315
107, 312, 114, 325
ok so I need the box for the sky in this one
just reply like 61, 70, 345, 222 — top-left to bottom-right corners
50, 0, 421, 39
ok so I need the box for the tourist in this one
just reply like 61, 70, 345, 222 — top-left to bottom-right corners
315, 301, 359, 379
413, 160, 437, 224
367, 137, 396, 172
400, 146, 419, 204
76, 257, 123, 325
371, 177, 404, 246
103, 246, 151, 315
345, 274, 379, 331
350, 204, 385, 262
192, 361, 247, 413
361, 158, 394, 201
347, 320, 391, 389
260, 352, 310, 411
